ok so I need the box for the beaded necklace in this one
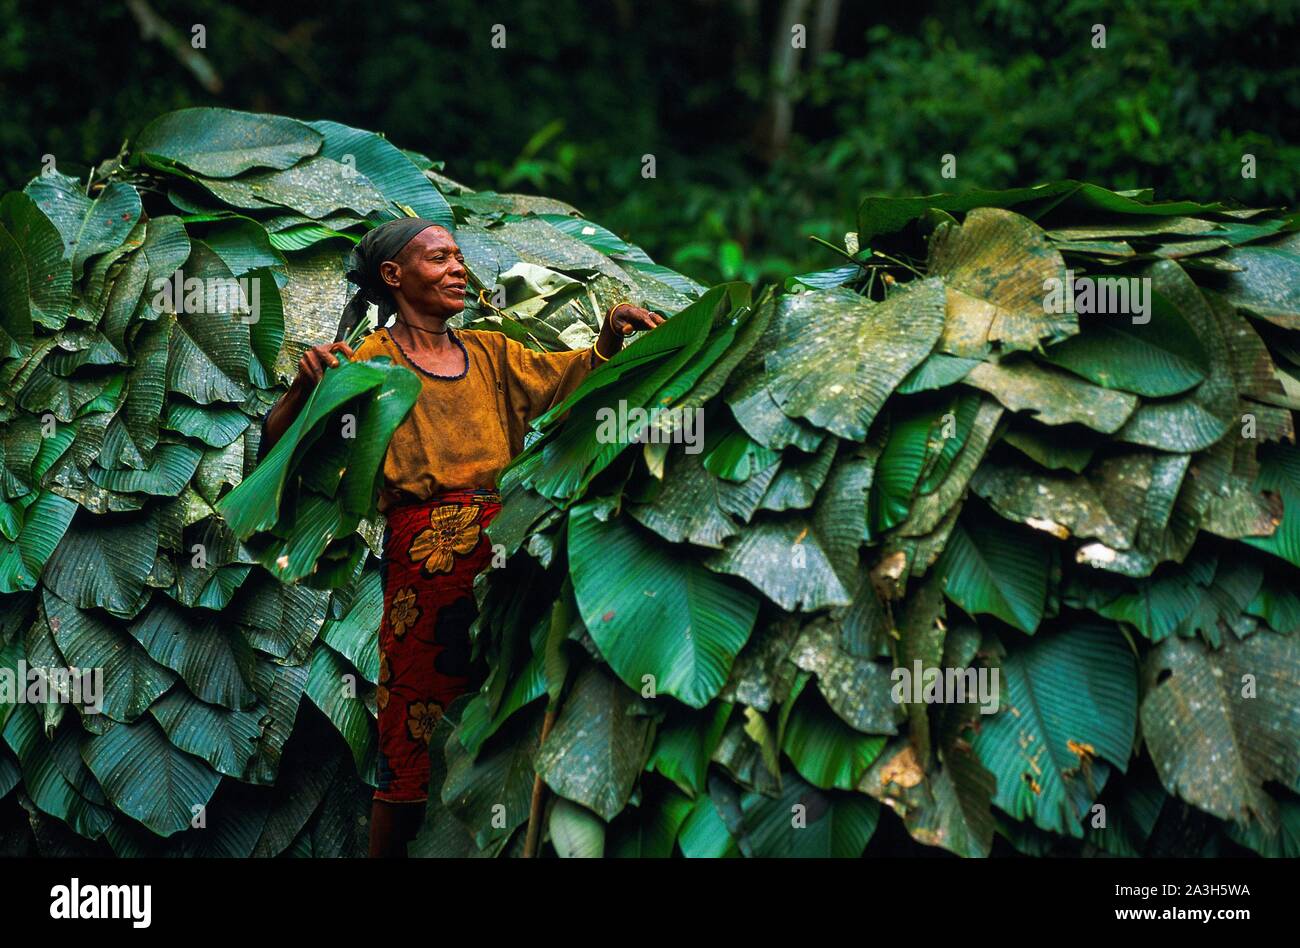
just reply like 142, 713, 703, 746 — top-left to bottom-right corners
387, 324, 468, 381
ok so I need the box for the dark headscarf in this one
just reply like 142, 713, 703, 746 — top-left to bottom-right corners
336, 218, 444, 342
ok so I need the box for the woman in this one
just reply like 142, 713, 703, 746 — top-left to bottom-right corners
261, 218, 664, 856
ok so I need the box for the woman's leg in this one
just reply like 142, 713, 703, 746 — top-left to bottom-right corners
368, 800, 425, 858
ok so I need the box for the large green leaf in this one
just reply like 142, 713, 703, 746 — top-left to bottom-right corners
869, 402, 956, 532
164, 242, 253, 405
81, 715, 221, 837
243, 657, 309, 785
537, 664, 655, 822
216, 357, 419, 541
963, 359, 1138, 433
1043, 291, 1209, 397
973, 623, 1137, 837
677, 791, 741, 857
1113, 263, 1238, 452
149, 686, 263, 778
127, 595, 255, 709
1141, 630, 1300, 831
308, 119, 454, 227
1218, 234, 1300, 328
726, 334, 827, 453
738, 771, 878, 857
202, 222, 287, 285
549, 796, 607, 858
318, 564, 382, 683
628, 440, 746, 549
609, 782, 695, 857
927, 208, 1072, 356
936, 509, 1052, 634
781, 684, 886, 790
163, 399, 250, 449
133, 108, 322, 178
24, 172, 142, 279
3, 705, 113, 838
706, 453, 870, 612
442, 703, 541, 850
0, 491, 76, 592
509, 286, 733, 502
41, 509, 159, 618
568, 501, 759, 708
762, 280, 945, 440
98, 320, 170, 470
1071, 550, 1261, 648
0, 191, 72, 330
42, 589, 175, 723
193, 157, 390, 220
645, 702, 732, 798
305, 642, 376, 781
89, 443, 201, 496
895, 398, 1004, 539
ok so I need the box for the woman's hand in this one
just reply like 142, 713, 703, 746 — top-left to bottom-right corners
608, 303, 665, 335
264, 341, 355, 453
294, 341, 356, 387
595, 303, 664, 361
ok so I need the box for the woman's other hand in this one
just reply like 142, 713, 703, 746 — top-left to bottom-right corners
294, 341, 356, 387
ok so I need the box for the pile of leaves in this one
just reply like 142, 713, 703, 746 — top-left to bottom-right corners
427, 182, 1300, 858
0, 108, 697, 855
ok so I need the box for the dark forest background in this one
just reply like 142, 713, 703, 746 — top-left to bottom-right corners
2, 0, 1297, 284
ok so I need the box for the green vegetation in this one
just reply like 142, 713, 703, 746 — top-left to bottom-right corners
2, 104, 1298, 857
438, 180, 1300, 858
3, 0, 1297, 287
0, 108, 703, 855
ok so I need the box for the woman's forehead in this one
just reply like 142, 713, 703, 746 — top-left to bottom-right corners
407, 225, 458, 253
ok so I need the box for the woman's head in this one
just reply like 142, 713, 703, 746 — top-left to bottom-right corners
377, 225, 467, 318
343, 218, 467, 327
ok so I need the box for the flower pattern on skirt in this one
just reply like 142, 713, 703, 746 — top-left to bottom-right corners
374, 490, 500, 804
408, 505, 482, 576
389, 586, 420, 638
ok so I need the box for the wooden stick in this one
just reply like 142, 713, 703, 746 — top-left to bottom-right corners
522, 708, 559, 857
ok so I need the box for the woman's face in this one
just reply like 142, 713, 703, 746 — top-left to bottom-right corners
381, 226, 468, 318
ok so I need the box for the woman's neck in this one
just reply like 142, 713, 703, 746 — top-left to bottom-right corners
391, 305, 453, 354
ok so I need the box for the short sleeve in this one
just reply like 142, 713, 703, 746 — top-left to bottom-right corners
352, 331, 389, 362
502, 336, 596, 420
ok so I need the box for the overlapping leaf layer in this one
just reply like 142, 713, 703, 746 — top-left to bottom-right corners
429, 184, 1300, 858
2, 112, 1297, 858
0, 109, 694, 856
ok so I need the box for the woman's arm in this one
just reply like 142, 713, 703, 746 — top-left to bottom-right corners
261, 340, 355, 453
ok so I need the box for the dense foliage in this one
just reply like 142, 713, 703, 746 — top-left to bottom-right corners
4, 0, 1297, 286
0, 108, 698, 856
433, 185, 1300, 858
2, 109, 1298, 858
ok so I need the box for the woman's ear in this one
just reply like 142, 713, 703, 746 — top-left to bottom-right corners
379, 259, 401, 290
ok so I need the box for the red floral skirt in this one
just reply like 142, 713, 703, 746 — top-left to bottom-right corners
374, 489, 501, 803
